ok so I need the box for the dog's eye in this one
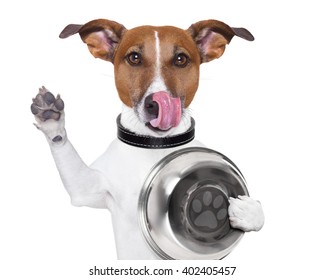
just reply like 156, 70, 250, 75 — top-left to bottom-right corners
127, 52, 142, 66
174, 53, 189, 68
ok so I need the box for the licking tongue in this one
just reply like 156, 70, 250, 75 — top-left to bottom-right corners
149, 91, 181, 131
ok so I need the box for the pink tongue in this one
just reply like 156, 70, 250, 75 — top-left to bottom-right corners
149, 91, 181, 130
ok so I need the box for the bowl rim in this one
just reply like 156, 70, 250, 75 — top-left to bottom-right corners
138, 147, 248, 260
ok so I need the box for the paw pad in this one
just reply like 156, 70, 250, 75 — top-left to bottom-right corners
31, 86, 64, 121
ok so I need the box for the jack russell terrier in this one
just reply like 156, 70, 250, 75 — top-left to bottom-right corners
31, 19, 264, 259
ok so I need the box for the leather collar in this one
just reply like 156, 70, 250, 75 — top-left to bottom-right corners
117, 114, 195, 149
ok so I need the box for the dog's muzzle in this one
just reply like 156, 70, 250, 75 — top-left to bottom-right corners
138, 147, 249, 259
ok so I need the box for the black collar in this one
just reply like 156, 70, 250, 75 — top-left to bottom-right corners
117, 114, 195, 149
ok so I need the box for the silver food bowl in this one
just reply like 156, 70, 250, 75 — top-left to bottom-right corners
138, 147, 249, 259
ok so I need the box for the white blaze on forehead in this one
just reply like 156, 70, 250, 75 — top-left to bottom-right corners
149, 30, 167, 92
154, 31, 161, 76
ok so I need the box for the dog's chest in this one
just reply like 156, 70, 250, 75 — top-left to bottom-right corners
91, 138, 204, 258
93, 139, 202, 201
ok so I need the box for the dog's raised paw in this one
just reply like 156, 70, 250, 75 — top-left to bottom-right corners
31, 86, 66, 143
31, 86, 64, 122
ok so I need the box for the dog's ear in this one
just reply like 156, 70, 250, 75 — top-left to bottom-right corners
59, 19, 127, 62
188, 20, 254, 63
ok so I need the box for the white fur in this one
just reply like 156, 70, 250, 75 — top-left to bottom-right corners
41, 114, 204, 259
35, 109, 264, 259
229, 196, 264, 231
155, 31, 161, 73
34, 113, 66, 144
33, 27, 264, 260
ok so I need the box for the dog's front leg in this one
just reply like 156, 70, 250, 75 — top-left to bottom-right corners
31, 87, 111, 209
228, 195, 264, 232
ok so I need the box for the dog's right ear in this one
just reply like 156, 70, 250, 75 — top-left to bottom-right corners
59, 19, 127, 63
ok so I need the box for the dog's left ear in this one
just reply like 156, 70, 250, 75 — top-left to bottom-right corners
188, 20, 254, 63
59, 19, 127, 62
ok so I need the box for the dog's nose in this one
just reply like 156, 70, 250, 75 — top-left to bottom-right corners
145, 95, 159, 118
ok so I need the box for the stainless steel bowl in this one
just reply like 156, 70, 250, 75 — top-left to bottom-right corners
138, 147, 249, 260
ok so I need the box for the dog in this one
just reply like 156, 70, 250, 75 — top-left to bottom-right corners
31, 19, 264, 259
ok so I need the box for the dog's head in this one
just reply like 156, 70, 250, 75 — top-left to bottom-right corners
60, 19, 253, 135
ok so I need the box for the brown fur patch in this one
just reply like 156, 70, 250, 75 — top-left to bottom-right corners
113, 26, 201, 108
114, 27, 157, 107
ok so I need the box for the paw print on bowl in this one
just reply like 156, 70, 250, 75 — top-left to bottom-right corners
184, 186, 231, 242
191, 191, 228, 229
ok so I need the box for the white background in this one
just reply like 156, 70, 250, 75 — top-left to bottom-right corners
1, 0, 324, 279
